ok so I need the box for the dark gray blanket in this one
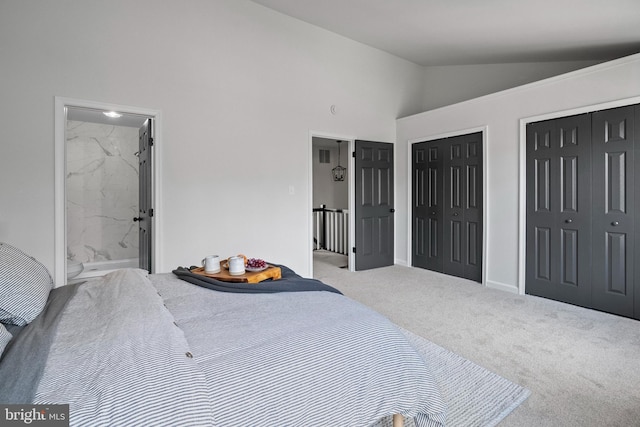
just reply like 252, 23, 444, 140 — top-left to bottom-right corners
172, 264, 343, 294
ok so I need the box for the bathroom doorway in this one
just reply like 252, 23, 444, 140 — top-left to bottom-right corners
66, 107, 150, 279
54, 97, 162, 285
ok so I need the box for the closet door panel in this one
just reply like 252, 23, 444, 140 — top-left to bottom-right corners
526, 114, 592, 307
527, 121, 560, 296
412, 142, 443, 271
443, 133, 483, 281
443, 141, 465, 278
535, 226, 552, 281
591, 106, 635, 318
463, 134, 483, 281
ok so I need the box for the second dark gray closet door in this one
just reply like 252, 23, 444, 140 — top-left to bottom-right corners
526, 113, 592, 308
591, 105, 636, 318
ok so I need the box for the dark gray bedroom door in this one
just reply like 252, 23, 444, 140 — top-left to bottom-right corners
137, 119, 153, 273
354, 140, 394, 270
526, 105, 639, 320
412, 132, 483, 282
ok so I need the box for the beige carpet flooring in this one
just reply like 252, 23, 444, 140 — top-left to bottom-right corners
313, 250, 640, 427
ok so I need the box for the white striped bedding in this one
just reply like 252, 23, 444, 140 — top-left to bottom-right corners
0, 242, 54, 326
151, 272, 447, 426
6, 268, 447, 426
32, 269, 215, 426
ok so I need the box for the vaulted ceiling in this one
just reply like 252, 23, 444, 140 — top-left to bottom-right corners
250, 0, 640, 66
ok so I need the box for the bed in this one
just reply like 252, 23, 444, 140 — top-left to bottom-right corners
0, 243, 448, 426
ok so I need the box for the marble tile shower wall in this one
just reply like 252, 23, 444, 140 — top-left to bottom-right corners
66, 120, 139, 264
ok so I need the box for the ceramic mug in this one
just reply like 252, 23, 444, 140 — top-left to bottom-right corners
228, 256, 245, 275
202, 255, 221, 273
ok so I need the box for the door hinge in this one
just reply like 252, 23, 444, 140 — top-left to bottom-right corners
352, 152, 355, 158
149, 137, 154, 147
352, 247, 356, 253
149, 208, 154, 218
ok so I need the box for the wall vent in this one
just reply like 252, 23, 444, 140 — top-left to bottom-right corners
319, 149, 331, 164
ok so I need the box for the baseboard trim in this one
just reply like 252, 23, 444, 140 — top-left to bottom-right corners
486, 280, 520, 295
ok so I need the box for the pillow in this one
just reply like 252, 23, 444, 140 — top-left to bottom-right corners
0, 323, 11, 357
0, 243, 53, 326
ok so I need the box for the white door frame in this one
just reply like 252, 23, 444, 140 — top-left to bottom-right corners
308, 131, 356, 277
54, 97, 163, 286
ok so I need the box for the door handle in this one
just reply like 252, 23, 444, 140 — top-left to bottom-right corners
452, 212, 459, 216
389, 208, 395, 213
611, 221, 619, 226
565, 219, 573, 223
133, 217, 143, 222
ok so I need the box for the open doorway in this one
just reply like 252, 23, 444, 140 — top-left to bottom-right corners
54, 97, 162, 286
65, 107, 150, 280
311, 136, 352, 273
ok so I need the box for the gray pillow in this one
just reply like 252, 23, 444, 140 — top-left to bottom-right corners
0, 243, 53, 326
0, 323, 12, 357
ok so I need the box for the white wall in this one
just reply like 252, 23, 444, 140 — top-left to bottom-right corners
397, 54, 640, 293
422, 60, 603, 111
0, 0, 426, 280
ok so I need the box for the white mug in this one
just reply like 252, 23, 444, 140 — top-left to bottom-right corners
228, 256, 245, 275
202, 255, 221, 273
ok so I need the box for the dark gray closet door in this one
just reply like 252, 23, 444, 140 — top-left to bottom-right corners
526, 114, 592, 307
354, 140, 394, 271
443, 133, 483, 282
412, 132, 483, 282
412, 142, 443, 271
591, 105, 636, 318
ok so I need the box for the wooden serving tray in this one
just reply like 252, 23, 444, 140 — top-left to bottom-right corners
191, 265, 282, 284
